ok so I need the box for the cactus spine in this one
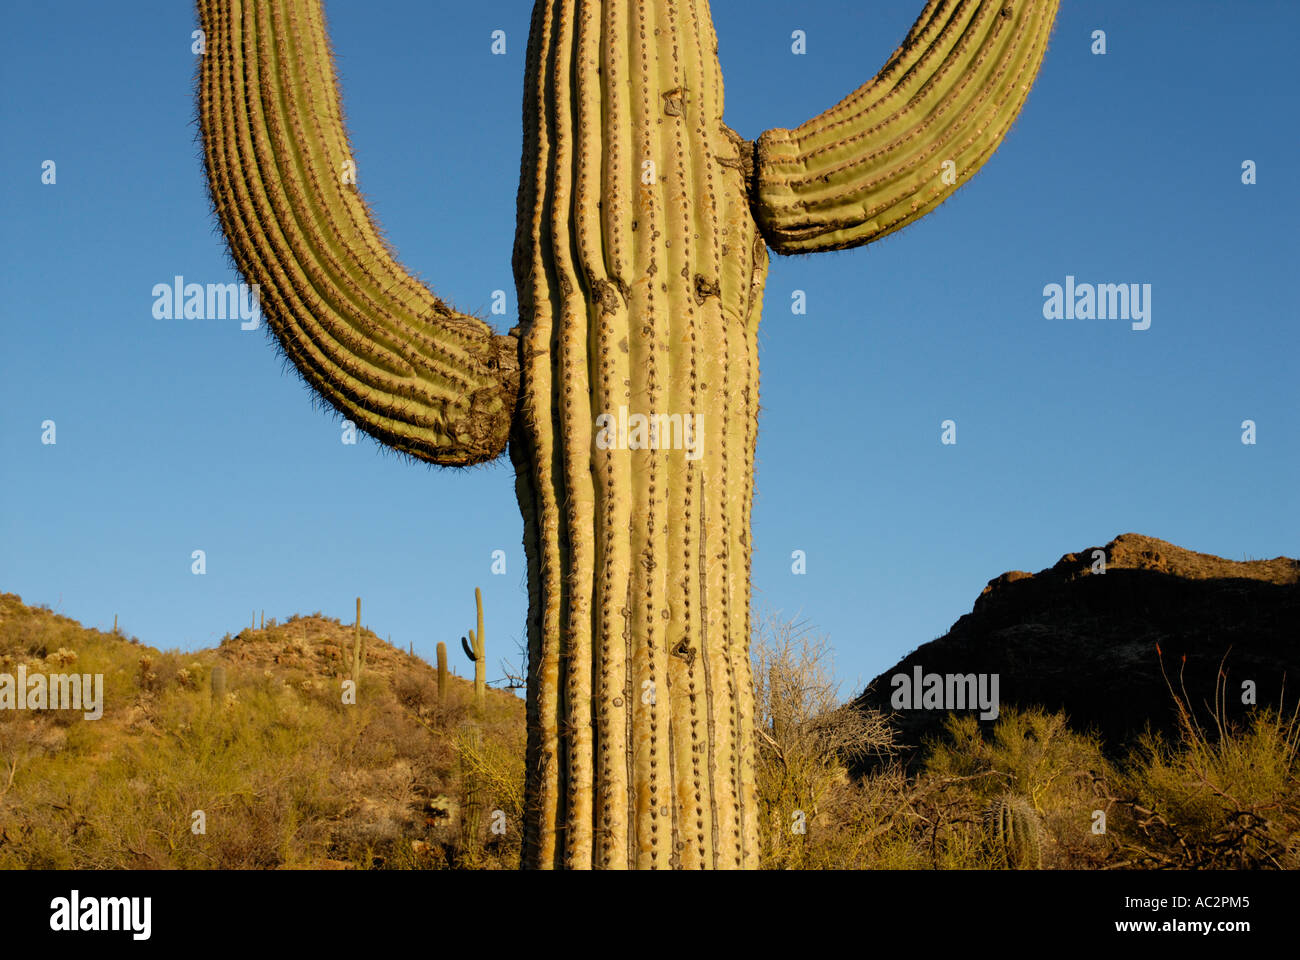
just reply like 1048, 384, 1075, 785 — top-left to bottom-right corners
983, 793, 1044, 869
197, 0, 1058, 869
437, 641, 448, 703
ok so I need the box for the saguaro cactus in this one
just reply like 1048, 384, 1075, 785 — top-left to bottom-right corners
197, 0, 1058, 868
210, 663, 227, 704
460, 588, 487, 708
437, 641, 449, 704
352, 596, 364, 684
459, 588, 488, 857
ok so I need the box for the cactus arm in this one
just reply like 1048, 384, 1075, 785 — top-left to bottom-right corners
461, 635, 475, 662
196, 0, 518, 465
751, 0, 1059, 254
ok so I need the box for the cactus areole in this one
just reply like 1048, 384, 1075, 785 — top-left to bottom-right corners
197, 0, 1058, 868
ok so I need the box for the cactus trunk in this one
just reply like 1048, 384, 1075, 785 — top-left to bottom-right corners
437, 641, 448, 703
511, 0, 764, 870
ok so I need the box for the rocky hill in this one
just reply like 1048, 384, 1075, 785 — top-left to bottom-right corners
854, 534, 1300, 766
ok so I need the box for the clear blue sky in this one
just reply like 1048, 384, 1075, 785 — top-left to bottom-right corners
2, 1, 1295, 699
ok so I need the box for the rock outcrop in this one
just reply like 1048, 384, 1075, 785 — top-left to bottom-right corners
854, 534, 1300, 765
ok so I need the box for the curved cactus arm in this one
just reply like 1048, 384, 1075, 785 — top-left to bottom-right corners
196, 0, 518, 465
752, 0, 1059, 254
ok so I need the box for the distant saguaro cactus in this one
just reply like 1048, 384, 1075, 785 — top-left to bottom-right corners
983, 794, 1043, 869
460, 588, 486, 708
210, 663, 226, 704
352, 597, 364, 684
198, 0, 1059, 868
459, 588, 489, 858
437, 641, 449, 704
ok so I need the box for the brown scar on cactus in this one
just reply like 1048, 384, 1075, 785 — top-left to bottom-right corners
197, 0, 1059, 869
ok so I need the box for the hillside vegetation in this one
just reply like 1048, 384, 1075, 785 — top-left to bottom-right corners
2, 593, 1295, 869
0, 593, 523, 869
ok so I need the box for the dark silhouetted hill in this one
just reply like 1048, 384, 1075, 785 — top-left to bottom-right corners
853, 534, 1300, 768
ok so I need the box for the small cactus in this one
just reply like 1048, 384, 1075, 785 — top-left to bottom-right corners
983, 793, 1043, 869
210, 663, 227, 704
437, 641, 448, 703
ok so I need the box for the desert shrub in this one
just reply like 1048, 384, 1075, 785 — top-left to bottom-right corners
453, 712, 525, 869
922, 707, 1119, 868
0, 595, 531, 870
752, 615, 893, 869
8, 590, 1293, 870
1099, 664, 1300, 868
